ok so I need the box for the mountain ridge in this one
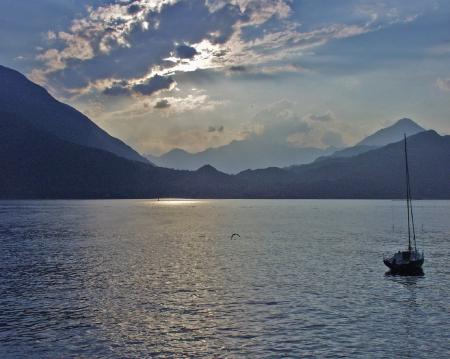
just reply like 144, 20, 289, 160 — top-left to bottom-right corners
314, 118, 426, 162
0, 65, 148, 163
146, 139, 338, 173
356, 117, 425, 147
148, 118, 427, 172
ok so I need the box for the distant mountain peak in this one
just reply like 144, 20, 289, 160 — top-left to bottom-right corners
196, 164, 221, 174
356, 117, 425, 147
315, 117, 428, 162
391, 117, 424, 130
396, 117, 415, 125
166, 148, 191, 155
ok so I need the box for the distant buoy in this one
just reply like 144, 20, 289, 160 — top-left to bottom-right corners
230, 233, 240, 240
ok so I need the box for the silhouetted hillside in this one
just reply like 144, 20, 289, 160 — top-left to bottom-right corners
240, 130, 449, 198
0, 112, 164, 198
0, 65, 147, 163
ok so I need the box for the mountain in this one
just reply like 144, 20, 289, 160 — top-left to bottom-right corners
239, 130, 450, 198
315, 144, 378, 160
357, 118, 425, 147
146, 148, 197, 169
0, 112, 160, 198
149, 118, 425, 172
315, 118, 426, 161
0, 65, 147, 163
146, 139, 337, 173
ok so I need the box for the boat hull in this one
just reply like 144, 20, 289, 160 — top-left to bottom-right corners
383, 257, 424, 275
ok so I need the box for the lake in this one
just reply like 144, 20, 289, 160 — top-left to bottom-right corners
0, 199, 449, 358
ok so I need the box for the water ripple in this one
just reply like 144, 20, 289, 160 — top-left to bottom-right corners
0, 199, 449, 358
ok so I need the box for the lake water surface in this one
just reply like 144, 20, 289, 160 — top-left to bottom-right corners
0, 199, 449, 358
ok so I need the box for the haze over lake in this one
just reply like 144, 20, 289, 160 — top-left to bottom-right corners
1, 199, 449, 358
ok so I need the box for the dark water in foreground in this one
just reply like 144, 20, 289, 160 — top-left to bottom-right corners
0, 199, 449, 358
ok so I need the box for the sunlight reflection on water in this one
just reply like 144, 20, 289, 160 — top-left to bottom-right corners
144, 198, 209, 206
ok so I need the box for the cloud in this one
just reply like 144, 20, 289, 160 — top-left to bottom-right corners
207, 0, 291, 25
93, 93, 231, 154
227, 63, 311, 78
102, 74, 176, 97
133, 75, 175, 95
30, 0, 427, 99
429, 43, 450, 56
168, 93, 224, 112
321, 130, 344, 147
175, 44, 199, 59
247, 101, 349, 149
249, 100, 312, 144
229, 65, 247, 72
154, 99, 171, 109
103, 82, 131, 96
208, 125, 224, 132
32, 0, 246, 91
436, 77, 450, 92
127, 4, 142, 15
305, 111, 336, 122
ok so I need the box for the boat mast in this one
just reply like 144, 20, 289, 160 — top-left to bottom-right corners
404, 134, 412, 252
407, 139, 417, 252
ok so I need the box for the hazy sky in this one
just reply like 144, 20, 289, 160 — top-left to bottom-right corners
1, 0, 449, 154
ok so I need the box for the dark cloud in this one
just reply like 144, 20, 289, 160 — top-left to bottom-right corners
213, 49, 228, 58
154, 99, 171, 109
229, 65, 247, 72
208, 125, 224, 132
132, 75, 175, 96
175, 44, 198, 59
127, 4, 142, 15
308, 111, 335, 122
102, 76, 174, 97
102, 80, 130, 96
103, 85, 130, 96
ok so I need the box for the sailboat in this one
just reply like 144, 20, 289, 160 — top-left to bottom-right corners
383, 134, 424, 274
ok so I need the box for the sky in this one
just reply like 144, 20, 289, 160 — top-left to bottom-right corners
1, 0, 449, 155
